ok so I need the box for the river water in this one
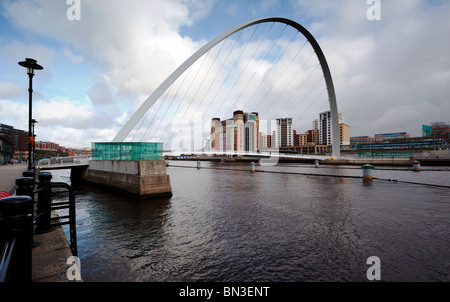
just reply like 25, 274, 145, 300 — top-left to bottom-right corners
52, 161, 450, 282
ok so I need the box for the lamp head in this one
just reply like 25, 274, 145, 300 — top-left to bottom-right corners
18, 58, 44, 75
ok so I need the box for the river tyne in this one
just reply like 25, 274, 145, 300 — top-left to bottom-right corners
52, 161, 450, 282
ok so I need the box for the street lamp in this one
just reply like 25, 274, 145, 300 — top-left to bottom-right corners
18, 58, 43, 171
32, 119, 38, 165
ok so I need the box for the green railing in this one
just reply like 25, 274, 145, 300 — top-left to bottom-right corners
91, 142, 163, 161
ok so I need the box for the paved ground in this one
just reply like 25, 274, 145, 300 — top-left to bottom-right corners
0, 163, 27, 194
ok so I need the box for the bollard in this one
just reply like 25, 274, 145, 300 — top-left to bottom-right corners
314, 160, 320, 168
15, 177, 35, 201
361, 164, 374, 180
22, 169, 34, 178
35, 172, 52, 233
250, 162, 256, 173
197, 161, 201, 169
412, 160, 421, 172
0, 196, 33, 282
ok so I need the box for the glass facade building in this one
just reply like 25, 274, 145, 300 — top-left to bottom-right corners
91, 142, 163, 161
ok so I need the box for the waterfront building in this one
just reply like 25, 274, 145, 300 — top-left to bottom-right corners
305, 129, 314, 143
225, 119, 236, 153
233, 110, 245, 152
210, 110, 259, 154
210, 117, 222, 152
67, 148, 91, 157
374, 132, 409, 141
318, 111, 331, 146
432, 125, 450, 140
312, 119, 320, 144
259, 132, 269, 151
35, 141, 61, 152
422, 123, 450, 140
0, 133, 14, 164
350, 136, 378, 147
275, 118, 293, 147
317, 111, 348, 146
0, 123, 29, 162
293, 130, 307, 146
266, 135, 272, 148
278, 144, 328, 155
244, 112, 258, 152
339, 123, 350, 146
203, 139, 210, 152
422, 125, 433, 137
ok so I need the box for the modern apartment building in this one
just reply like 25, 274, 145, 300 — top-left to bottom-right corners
275, 118, 293, 147
317, 111, 349, 146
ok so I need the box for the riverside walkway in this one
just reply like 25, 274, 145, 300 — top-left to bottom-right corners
0, 163, 79, 282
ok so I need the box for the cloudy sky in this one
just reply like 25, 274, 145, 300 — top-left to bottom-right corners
1, 0, 449, 149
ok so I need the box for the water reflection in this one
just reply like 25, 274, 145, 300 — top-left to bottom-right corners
53, 163, 450, 282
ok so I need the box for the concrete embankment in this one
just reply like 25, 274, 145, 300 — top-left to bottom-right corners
322, 158, 450, 166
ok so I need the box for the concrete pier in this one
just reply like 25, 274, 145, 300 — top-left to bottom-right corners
83, 160, 172, 199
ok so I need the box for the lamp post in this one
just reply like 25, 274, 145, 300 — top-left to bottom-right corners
18, 58, 43, 171
32, 119, 38, 165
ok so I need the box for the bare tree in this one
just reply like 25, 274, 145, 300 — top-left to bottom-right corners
431, 121, 449, 140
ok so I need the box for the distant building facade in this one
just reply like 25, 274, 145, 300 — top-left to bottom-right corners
0, 123, 29, 162
374, 132, 409, 141
275, 118, 293, 147
315, 111, 349, 146
210, 110, 259, 154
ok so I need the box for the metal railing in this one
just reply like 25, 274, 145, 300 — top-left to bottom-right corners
33, 173, 78, 256
37, 155, 91, 169
0, 171, 78, 282
0, 196, 33, 282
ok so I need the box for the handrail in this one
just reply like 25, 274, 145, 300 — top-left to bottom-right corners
0, 195, 33, 282
0, 237, 17, 282
50, 182, 78, 256
37, 155, 91, 169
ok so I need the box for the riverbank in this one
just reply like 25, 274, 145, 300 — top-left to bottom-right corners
165, 156, 450, 166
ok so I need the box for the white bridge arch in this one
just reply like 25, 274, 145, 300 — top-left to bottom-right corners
113, 17, 340, 158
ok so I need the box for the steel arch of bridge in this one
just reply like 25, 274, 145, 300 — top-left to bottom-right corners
113, 17, 340, 158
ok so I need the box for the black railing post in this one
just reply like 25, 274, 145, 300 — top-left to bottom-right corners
15, 177, 35, 202
0, 196, 33, 282
35, 172, 52, 233
22, 169, 34, 178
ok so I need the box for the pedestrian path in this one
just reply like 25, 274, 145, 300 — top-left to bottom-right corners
0, 163, 27, 194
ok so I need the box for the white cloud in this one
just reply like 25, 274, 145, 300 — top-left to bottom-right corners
0, 82, 24, 99
1, 0, 212, 147
2, 0, 449, 148
63, 47, 84, 64
293, 0, 450, 137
